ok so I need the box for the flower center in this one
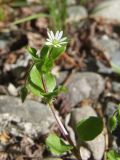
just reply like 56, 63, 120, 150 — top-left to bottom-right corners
52, 39, 59, 45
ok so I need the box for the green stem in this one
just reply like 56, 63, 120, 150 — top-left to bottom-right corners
41, 74, 81, 160
48, 47, 53, 58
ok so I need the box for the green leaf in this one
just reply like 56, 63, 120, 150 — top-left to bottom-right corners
40, 57, 54, 73
111, 63, 120, 75
35, 46, 54, 73
109, 115, 117, 133
20, 86, 28, 103
28, 65, 56, 96
107, 150, 120, 160
40, 46, 49, 59
51, 46, 66, 60
76, 117, 103, 141
27, 47, 40, 62
45, 73, 56, 92
46, 133, 72, 155
42, 86, 67, 103
28, 65, 44, 96
27, 47, 37, 56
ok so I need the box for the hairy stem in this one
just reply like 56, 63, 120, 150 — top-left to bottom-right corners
41, 74, 81, 160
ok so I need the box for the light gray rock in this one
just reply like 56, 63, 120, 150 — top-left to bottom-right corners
95, 36, 120, 73
105, 101, 118, 117
97, 61, 112, 74
0, 96, 55, 137
112, 82, 120, 93
80, 146, 91, 160
67, 6, 88, 23
70, 105, 105, 160
98, 36, 120, 66
64, 72, 104, 107
91, 0, 120, 23
8, 83, 18, 96
56, 71, 68, 85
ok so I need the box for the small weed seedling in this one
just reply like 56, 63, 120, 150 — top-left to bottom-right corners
20, 30, 103, 160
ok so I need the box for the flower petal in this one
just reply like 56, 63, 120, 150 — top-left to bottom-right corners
50, 31, 55, 40
36, 49, 40, 57
46, 38, 52, 42
45, 42, 52, 45
57, 44, 61, 47
58, 31, 63, 40
47, 31, 53, 40
55, 30, 59, 39
59, 37, 67, 42
59, 41, 67, 44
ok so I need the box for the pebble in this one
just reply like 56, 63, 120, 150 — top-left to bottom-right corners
56, 71, 68, 85
112, 82, 120, 93
105, 101, 118, 117
94, 36, 120, 73
91, 0, 120, 23
8, 83, 18, 96
67, 5, 88, 23
64, 72, 104, 108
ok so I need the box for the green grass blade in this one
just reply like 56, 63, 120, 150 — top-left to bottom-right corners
12, 13, 49, 25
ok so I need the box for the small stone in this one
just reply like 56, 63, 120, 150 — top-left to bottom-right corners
112, 82, 120, 93
64, 72, 104, 108
67, 6, 88, 23
105, 101, 118, 117
0, 85, 7, 95
97, 61, 112, 74
98, 36, 120, 67
93, 36, 120, 73
8, 83, 18, 96
56, 71, 68, 85
80, 146, 91, 160
91, 0, 120, 23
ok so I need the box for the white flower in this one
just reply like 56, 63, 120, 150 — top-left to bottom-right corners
45, 30, 67, 47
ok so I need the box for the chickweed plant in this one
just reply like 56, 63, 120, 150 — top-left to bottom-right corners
20, 30, 103, 160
